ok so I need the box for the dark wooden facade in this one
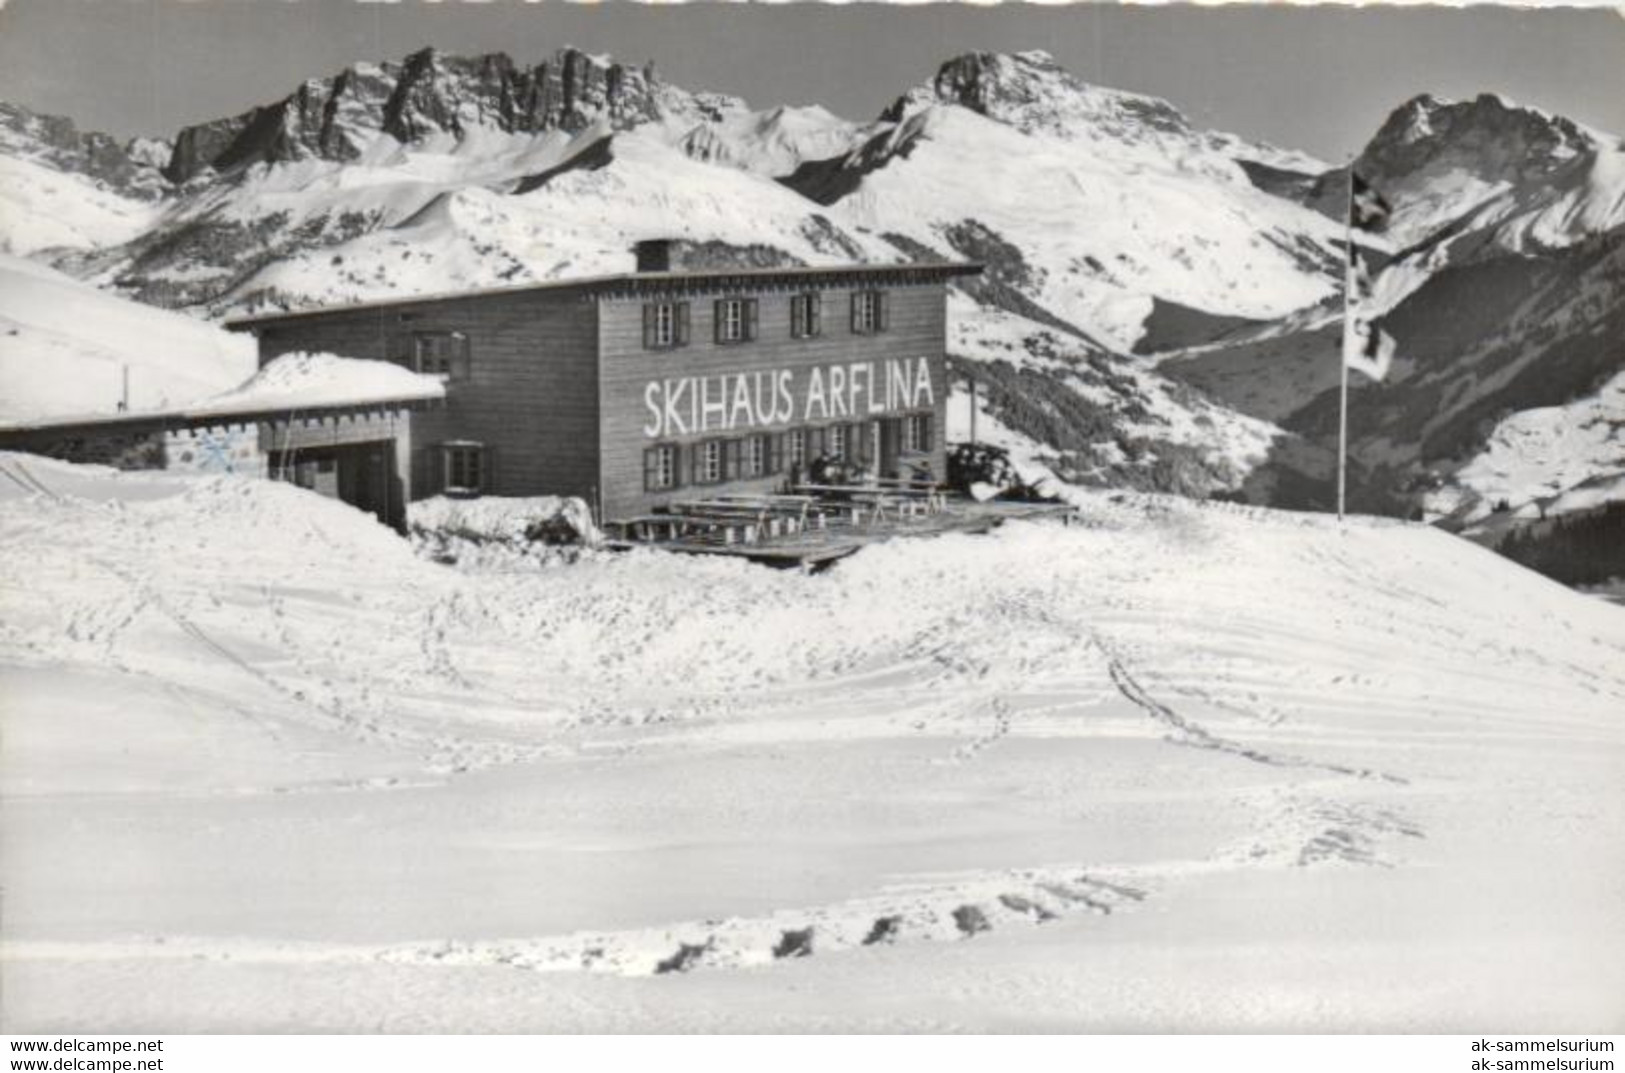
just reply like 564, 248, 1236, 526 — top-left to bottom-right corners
228, 261, 979, 522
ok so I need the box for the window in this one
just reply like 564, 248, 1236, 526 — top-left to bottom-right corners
414, 331, 469, 378
850, 290, 888, 335
714, 298, 758, 344
694, 439, 724, 485
740, 435, 766, 478
642, 302, 691, 349
643, 444, 679, 492
827, 424, 848, 461
441, 442, 485, 496
787, 428, 808, 469
903, 413, 934, 453
790, 293, 822, 339
846, 421, 872, 465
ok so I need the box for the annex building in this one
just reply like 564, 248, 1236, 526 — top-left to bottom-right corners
227, 244, 981, 526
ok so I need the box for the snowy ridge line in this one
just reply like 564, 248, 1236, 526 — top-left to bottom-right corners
1094, 635, 1407, 785
2, 865, 1151, 980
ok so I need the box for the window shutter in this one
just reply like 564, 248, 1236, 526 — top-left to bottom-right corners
726, 439, 742, 480
809, 426, 824, 458
850, 292, 861, 333
768, 433, 783, 474
809, 292, 821, 337
921, 414, 934, 452
643, 446, 658, 492
745, 298, 758, 341
714, 300, 726, 344
676, 302, 691, 346
690, 442, 701, 484
456, 333, 472, 381
790, 297, 804, 339
877, 291, 890, 332
642, 304, 655, 349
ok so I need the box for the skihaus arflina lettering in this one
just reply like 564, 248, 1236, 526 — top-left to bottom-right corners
641, 357, 935, 439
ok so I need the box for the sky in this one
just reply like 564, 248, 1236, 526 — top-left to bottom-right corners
0, 1, 1623, 162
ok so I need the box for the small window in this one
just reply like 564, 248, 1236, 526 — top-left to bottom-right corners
714, 298, 758, 344
827, 424, 848, 461
643, 444, 679, 492
740, 436, 766, 478
643, 301, 691, 350
850, 290, 888, 335
694, 439, 724, 485
791, 293, 822, 339
442, 442, 485, 496
903, 412, 934, 453
414, 331, 469, 378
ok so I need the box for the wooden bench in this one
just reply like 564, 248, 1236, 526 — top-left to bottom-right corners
614, 514, 689, 542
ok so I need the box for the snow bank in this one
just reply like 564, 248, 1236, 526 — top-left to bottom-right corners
409, 494, 600, 566
194, 350, 444, 418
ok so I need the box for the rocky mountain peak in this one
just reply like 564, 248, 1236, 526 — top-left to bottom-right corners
0, 102, 169, 199
1360, 91, 1595, 193
160, 46, 688, 184
883, 49, 1192, 144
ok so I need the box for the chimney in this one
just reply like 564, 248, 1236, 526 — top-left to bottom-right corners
633, 239, 674, 273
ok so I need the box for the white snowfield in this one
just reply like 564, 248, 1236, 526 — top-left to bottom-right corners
1, 453, 1622, 1031
1430, 370, 1625, 524
0, 155, 157, 256
0, 253, 255, 424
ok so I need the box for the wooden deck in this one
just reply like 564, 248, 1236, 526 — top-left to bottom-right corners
604, 496, 1076, 568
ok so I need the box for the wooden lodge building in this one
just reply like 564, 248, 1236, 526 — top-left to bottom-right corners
226, 244, 982, 527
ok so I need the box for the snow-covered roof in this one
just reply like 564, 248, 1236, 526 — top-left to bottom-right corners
224, 260, 984, 328
189, 351, 445, 418
0, 351, 444, 435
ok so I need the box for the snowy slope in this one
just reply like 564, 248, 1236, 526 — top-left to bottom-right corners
215, 130, 900, 314
1427, 369, 1625, 524
678, 104, 868, 177
0, 156, 158, 255
793, 51, 1345, 352
0, 254, 256, 423
1, 455, 1622, 1030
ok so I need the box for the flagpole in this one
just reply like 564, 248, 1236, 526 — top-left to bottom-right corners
1338, 164, 1353, 524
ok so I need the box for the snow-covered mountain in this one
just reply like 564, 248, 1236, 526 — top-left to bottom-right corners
2, 48, 1620, 540
1161, 91, 1625, 542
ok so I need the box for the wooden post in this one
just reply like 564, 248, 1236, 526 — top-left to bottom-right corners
968, 374, 978, 447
